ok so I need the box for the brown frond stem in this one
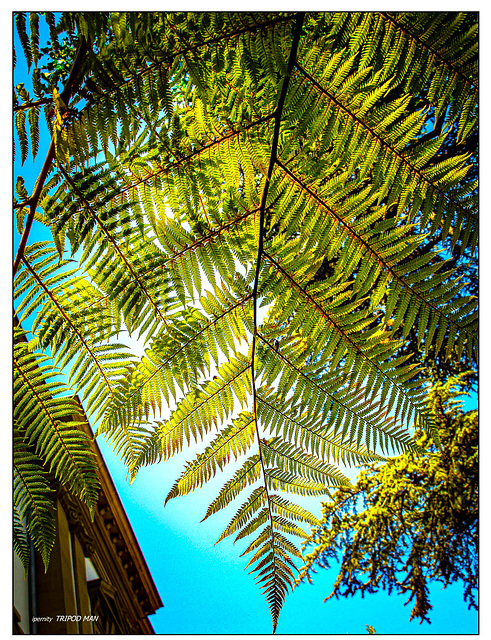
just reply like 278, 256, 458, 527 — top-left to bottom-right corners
14, 97, 52, 113
249, 13, 305, 634
14, 200, 32, 209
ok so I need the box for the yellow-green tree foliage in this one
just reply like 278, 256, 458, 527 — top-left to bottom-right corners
297, 374, 478, 624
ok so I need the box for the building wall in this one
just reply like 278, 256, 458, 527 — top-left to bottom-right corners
13, 552, 30, 634
13, 384, 163, 634
34, 500, 90, 634
14, 494, 162, 634
13, 437, 163, 634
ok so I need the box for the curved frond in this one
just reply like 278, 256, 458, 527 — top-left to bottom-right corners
14, 331, 99, 512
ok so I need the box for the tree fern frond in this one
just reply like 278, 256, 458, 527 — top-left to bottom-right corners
202, 455, 262, 521
13, 508, 31, 576
215, 486, 268, 544
164, 411, 256, 503
15, 12, 32, 70
14, 333, 100, 512
99, 300, 252, 441
380, 12, 477, 90
14, 10, 477, 632
15, 245, 135, 421
14, 428, 56, 572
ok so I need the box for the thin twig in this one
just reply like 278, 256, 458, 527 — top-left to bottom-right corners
13, 36, 89, 276
14, 97, 52, 113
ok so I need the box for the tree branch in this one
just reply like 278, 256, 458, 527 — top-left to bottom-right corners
13, 35, 89, 276
14, 97, 52, 113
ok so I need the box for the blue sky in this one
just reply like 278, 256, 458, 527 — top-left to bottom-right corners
102, 430, 478, 635
12, 13, 479, 636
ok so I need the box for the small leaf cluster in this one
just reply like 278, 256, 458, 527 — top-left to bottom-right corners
39, 37, 77, 87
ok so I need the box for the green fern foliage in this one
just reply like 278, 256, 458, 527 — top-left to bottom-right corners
13, 328, 100, 572
14, 11, 477, 631
13, 429, 55, 572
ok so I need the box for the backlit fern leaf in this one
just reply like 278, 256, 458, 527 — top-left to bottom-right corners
202, 455, 262, 521
165, 411, 256, 503
13, 325, 100, 573
14, 10, 477, 632
14, 243, 135, 421
13, 508, 31, 576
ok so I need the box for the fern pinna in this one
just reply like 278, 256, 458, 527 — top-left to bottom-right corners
14, 11, 477, 631
13, 326, 99, 571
